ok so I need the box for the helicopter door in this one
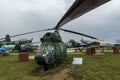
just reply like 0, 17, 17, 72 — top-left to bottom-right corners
55, 44, 66, 61
55, 45, 61, 55
55, 45, 62, 60
61, 45, 66, 56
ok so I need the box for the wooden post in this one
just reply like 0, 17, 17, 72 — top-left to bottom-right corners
86, 47, 96, 54
18, 52, 29, 62
2, 53, 9, 56
112, 47, 119, 54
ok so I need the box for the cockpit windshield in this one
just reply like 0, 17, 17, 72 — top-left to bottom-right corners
38, 44, 55, 53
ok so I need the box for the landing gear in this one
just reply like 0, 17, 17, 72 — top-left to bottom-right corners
43, 64, 49, 71
43, 62, 56, 71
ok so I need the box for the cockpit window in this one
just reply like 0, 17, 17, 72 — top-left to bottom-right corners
41, 44, 55, 53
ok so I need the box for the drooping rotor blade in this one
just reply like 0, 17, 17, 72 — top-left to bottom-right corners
55, 0, 110, 28
0, 28, 54, 40
10, 28, 53, 38
60, 28, 100, 40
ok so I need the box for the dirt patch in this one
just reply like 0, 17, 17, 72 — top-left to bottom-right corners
29, 55, 35, 59
10, 53, 19, 55
52, 69, 73, 80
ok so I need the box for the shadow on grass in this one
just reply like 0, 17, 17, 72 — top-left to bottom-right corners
30, 60, 71, 77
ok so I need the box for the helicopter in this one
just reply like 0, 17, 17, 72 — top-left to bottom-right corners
1, 35, 34, 52
0, 0, 110, 71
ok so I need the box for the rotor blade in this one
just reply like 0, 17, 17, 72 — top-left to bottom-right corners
60, 28, 100, 40
0, 28, 53, 40
10, 28, 53, 38
55, 0, 110, 28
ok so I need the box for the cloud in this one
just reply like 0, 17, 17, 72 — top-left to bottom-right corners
0, 0, 120, 43
62, 0, 120, 42
0, 0, 67, 38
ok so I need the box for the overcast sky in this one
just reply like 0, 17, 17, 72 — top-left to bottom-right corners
0, 0, 120, 43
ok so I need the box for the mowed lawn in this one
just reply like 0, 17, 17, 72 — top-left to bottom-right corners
0, 52, 120, 80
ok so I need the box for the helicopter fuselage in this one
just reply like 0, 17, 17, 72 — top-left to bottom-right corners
34, 32, 67, 67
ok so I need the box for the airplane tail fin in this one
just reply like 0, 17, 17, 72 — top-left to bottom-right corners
31, 38, 33, 42
80, 38, 84, 43
5, 35, 11, 42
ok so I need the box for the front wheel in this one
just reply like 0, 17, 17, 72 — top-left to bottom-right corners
43, 64, 49, 71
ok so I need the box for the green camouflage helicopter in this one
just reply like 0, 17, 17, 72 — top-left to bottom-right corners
0, 0, 110, 71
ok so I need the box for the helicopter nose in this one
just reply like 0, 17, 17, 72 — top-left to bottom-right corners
34, 54, 46, 65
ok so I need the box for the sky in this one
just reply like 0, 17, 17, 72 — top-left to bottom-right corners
0, 0, 120, 43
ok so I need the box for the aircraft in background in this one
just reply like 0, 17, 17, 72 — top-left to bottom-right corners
67, 39, 81, 48
1, 35, 34, 52
0, 44, 10, 53
67, 39, 83, 52
80, 38, 114, 48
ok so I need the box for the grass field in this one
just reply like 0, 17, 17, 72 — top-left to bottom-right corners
0, 52, 120, 80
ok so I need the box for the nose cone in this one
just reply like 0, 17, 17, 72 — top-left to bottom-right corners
34, 54, 45, 65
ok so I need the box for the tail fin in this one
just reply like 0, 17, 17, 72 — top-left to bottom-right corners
31, 38, 33, 42
5, 35, 11, 42
80, 38, 84, 43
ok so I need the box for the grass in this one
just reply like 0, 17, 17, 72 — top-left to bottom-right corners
0, 52, 120, 80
